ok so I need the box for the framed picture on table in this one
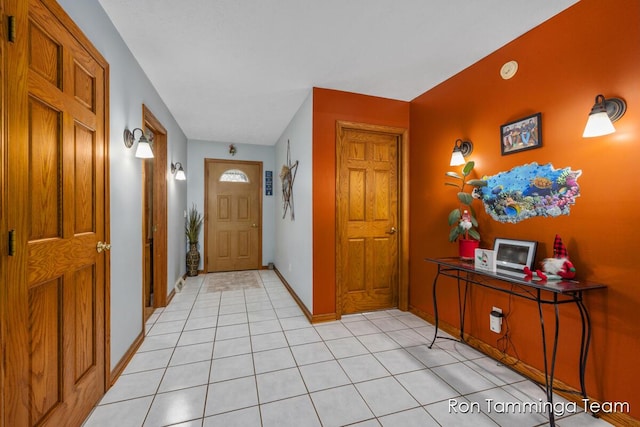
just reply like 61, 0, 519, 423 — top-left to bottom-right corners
475, 249, 496, 273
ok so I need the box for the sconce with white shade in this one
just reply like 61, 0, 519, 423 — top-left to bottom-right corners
582, 94, 626, 138
171, 162, 186, 181
123, 128, 154, 158
450, 139, 473, 166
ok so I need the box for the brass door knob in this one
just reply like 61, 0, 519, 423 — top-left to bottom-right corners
251, 224, 259, 228
96, 241, 111, 253
386, 227, 397, 235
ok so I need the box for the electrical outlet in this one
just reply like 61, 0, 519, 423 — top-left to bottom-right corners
490, 306, 503, 333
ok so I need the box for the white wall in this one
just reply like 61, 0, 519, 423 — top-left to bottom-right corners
58, 0, 188, 370
187, 140, 276, 269
274, 91, 313, 311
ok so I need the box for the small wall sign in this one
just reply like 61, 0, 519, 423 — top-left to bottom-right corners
265, 170, 273, 196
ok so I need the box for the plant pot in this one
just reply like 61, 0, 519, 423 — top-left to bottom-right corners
186, 242, 200, 276
459, 239, 479, 260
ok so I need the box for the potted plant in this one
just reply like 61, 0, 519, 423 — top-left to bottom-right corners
445, 161, 487, 259
185, 204, 204, 276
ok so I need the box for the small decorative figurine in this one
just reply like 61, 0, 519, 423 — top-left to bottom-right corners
524, 234, 576, 281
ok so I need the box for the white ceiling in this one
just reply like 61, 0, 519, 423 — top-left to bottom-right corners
99, 0, 578, 146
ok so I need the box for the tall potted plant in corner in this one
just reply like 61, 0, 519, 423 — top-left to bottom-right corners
185, 204, 204, 276
445, 161, 487, 259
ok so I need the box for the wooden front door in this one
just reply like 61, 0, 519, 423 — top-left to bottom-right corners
205, 160, 262, 272
337, 122, 403, 315
3, 0, 109, 425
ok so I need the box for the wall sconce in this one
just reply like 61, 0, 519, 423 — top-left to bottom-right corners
450, 139, 473, 166
229, 144, 237, 156
123, 128, 154, 158
171, 162, 186, 181
582, 94, 627, 138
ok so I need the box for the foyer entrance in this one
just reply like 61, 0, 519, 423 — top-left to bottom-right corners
205, 159, 262, 272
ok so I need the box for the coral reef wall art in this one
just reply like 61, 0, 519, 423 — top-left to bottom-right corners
476, 162, 581, 224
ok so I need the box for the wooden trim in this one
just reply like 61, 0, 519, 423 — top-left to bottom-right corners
311, 313, 338, 323
166, 287, 175, 306
600, 410, 640, 427
335, 121, 409, 318
142, 105, 168, 308
108, 331, 144, 387
408, 305, 637, 427
398, 127, 410, 311
0, 1, 6, 422
273, 267, 337, 324
273, 267, 312, 322
102, 65, 112, 391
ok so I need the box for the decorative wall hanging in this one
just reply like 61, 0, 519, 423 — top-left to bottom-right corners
500, 113, 542, 155
229, 144, 237, 156
476, 162, 581, 224
280, 140, 299, 220
265, 170, 273, 196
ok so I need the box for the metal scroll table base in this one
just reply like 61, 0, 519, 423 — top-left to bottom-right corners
426, 258, 606, 427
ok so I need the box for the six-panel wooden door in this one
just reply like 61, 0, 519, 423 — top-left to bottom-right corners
3, 0, 109, 425
337, 122, 401, 314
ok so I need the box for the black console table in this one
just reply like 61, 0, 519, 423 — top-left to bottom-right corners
425, 257, 606, 426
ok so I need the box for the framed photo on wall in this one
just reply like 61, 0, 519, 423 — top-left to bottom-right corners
500, 112, 542, 155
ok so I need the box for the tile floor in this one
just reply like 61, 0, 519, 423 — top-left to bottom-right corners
82, 270, 612, 427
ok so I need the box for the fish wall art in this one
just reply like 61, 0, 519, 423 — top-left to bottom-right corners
475, 162, 581, 224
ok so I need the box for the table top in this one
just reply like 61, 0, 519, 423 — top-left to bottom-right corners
425, 257, 607, 294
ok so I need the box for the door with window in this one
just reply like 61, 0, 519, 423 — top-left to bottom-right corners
205, 160, 262, 271
3, 0, 109, 425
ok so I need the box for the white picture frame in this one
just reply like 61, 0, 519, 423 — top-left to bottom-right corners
493, 238, 538, 275
475, 248, 497, 272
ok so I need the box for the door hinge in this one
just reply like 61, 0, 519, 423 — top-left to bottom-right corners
7, 16, 16, 43
8, 230, 15, 256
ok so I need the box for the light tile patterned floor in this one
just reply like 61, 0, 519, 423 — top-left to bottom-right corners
83, 270, 612, 427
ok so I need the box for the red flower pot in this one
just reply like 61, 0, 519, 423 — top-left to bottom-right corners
459, 239, 479, 260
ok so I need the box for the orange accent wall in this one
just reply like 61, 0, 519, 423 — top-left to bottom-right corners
312, 88, 410, 315
410, 0, 640, 418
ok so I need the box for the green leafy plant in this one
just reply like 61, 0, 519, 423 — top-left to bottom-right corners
185, 204, 204, 244
445, 161, 487, 242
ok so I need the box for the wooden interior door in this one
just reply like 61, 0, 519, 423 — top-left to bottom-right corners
142, 105, 168, 308
3, 0, 109, 425
205, 160, 262, 272
337, 122, 401, 315
142, 150, 154, 318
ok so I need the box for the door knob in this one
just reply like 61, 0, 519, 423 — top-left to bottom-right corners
386, 227, 397, 235
251, 224, 259, 228
96, 241, 111, 253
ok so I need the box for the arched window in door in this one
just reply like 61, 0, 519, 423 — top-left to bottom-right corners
219, 169, 249, 183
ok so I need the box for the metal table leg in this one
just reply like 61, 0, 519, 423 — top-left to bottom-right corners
537, 290, 560, 426
459, 273, 469, 343
429, 267, 441, 349
575, 292, 591, 399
